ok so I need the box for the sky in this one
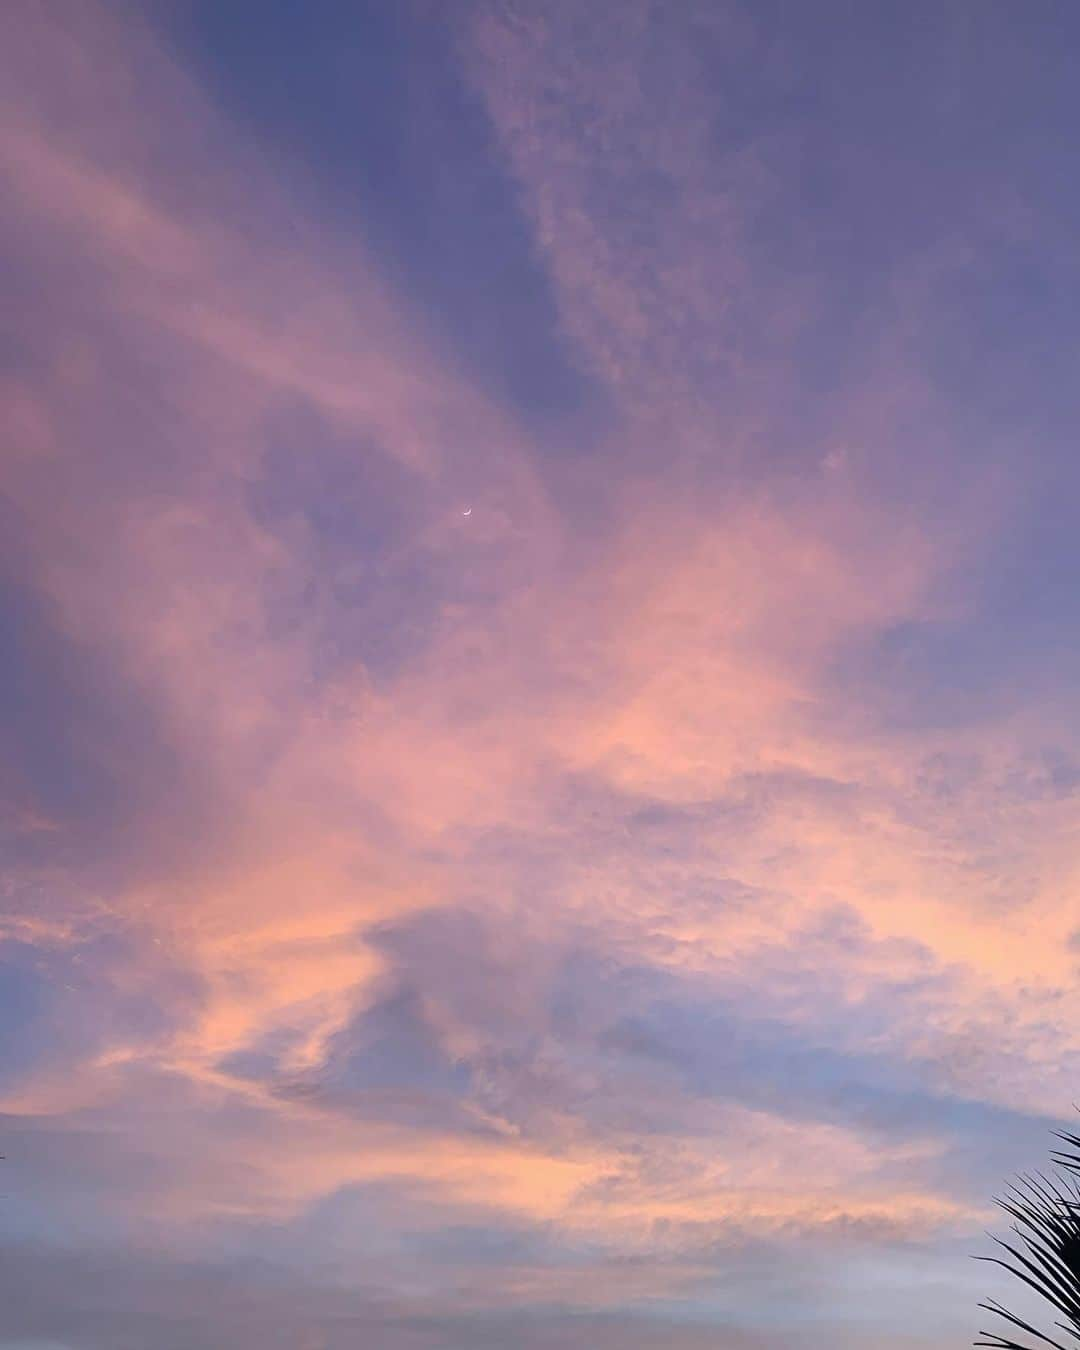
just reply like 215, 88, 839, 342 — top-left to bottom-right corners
3, 1, 1080, 1346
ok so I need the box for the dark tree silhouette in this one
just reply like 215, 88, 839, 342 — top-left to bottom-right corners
976, 1125, 1080, 1350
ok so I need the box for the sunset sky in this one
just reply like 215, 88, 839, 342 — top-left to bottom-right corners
5, 3, 1080, 1347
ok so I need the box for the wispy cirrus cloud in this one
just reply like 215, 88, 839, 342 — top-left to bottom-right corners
3, 1, 1080, 1347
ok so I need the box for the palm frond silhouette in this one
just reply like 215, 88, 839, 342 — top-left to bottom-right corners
976, 1126, 1080, 1350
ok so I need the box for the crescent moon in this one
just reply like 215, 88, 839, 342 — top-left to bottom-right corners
462, 507, 472, 516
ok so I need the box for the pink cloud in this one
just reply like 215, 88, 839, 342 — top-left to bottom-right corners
3, 2, 1080, 1346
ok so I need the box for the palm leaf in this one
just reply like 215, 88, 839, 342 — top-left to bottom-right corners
977, 1128, 1080, 1350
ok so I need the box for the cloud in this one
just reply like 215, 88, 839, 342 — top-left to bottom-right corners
3, 1, 1080, 1347
0, 1238, 787, 1350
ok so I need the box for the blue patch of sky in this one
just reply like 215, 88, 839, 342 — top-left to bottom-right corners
155, 0, 610, 447
0, 569, 219, 877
